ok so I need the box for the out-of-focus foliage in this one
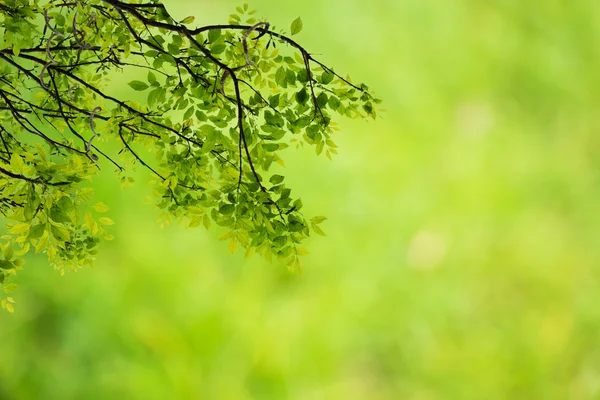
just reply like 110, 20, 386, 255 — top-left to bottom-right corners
0, 0, 378, 305
2, 0, 600, 399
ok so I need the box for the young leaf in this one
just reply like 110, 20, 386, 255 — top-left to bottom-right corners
270, 175, 284, 184
92, 202, 110, 213
211, 44, 226, 54
3, 284, 18, 293
208, 29, 221, 43
26, 224, 45, 240
311, 223, 326, 236
180, 15, 195, 24
228, 238, 238, 254
128, 80, 149, 91
290, 17, 303, 35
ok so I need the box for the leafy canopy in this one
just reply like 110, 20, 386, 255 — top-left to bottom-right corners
0, 0, 379, 311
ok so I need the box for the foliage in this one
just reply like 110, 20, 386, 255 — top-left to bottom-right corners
0, 0, 379, 308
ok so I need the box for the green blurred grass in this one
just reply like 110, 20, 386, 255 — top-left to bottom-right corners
2, 0, 600, 398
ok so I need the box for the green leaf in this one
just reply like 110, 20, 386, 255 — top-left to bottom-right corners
289, 221, 304, 232
297, 70, 308, 84
264, 111, 284, 127
321, 71, 335, 84
27, 224, 45, 240
220, 204, 235, 215
0, 260, 15, 270
263, 143, 279, 152
270, 175, 284, 184
316, 140, 324, 155
201, 125, 217, 153
312, 216, 327, 224
295, 88, 308, 105
10, 153, 24, 174
280, 188, 291, 200
317, 92, 328, 108
268, 94, 280, 108
270, 130, 286, 141
180, 15, 195, 24
195, 110, 207, 121
293, 198, 303, 211
208, 29, 221, 43
148, 87, 161, 106
24, 191, 39, 220
290, 17, 303, 35
286, 70, 297, 86
184, 106, 195, 120
53, 13, 65, 26
168, 43, 180, 55
4, 245, 13, 261
147, 71, 158, 85
328, 96, 341, 110
275, 67, 287, 86
50, 207, 71, 223
211, 44, 226, 54
57, 196, 73, 212
50, 225, 70, 242
128, 80, 149, 91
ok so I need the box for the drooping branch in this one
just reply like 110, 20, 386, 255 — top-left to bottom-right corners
0, 0, 379, 296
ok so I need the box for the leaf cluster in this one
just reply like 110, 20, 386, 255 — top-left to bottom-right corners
0, 0, 380, 310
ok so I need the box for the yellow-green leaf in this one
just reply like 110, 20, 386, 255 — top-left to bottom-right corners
10, 153, 25, 173
50, 225, 70, 242
189, 216, 203, 228
311, 223, 326, 236
227, 238, 238, 254
290, 17, 303, 35
9, 223, 30, 235
92, 202, 110, 213
297, 247, 310, 256
311, 216, 327, 224
180, 15, 195, 24
85, 212, 94, 228
3, 283, 18, 293
128, 80, 149, 91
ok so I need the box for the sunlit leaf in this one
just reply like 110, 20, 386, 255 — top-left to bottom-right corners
290, 17, 303, 35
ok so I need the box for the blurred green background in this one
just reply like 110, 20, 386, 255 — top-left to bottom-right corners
2, 0, 600, 398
